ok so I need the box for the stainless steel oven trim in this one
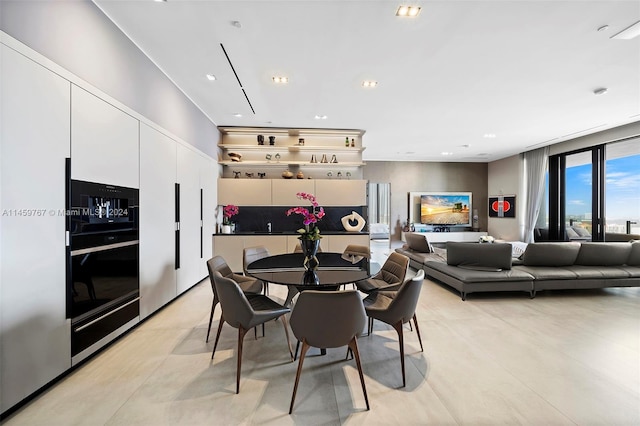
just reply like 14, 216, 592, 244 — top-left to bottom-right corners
73, 297, 140, 332
71, 239, 139, 256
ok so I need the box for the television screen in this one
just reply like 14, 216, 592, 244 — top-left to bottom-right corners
420, 192, 472, 226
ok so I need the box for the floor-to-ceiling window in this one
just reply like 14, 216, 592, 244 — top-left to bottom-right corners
547, 137, 640, 241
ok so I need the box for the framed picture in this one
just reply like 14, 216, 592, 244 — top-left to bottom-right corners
488, 195, 516, 218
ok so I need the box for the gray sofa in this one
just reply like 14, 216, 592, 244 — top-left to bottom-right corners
419, 241, 640, 300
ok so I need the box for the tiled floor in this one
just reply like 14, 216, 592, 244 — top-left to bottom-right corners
4, 242, 640, 425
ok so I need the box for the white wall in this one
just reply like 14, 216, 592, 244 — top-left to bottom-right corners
487, 155, 523, 241
0, 0, 219, 157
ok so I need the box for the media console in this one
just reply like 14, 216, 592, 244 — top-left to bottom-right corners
402, 231, 487, 245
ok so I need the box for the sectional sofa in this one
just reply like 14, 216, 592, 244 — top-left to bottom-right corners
403, 240, 640, 300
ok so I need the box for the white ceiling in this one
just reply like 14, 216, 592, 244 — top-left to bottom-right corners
94, 0, 640, 162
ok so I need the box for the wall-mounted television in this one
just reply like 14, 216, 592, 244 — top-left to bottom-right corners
420, 192, 472, 226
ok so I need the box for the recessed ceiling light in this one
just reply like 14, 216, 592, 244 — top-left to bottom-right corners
483, 133, 496, 138
441, 152, 453, 156
314, 115, 328, 120
396, 5, 421, 17
233, 113, 242, 118
593, 87, 608, 95
231, 21, 242, 28
272, 76, 288, 84
611, 20, 640, 40
206, 74, 216, 81
154, 0, 167, 2
362, 80, 378, 88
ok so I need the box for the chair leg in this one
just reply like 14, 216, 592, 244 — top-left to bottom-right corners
294, 340, 300, 361
392, 321, 406, 387
205, 298, 218, 342
284, 285, 299, 307
211, 315, 225, 359
413, 314, 423, 352
280, 315, 294, 360
236, 326, 249, 394
289, 340, 311, 414
348, 337, 370, 410
368, 317, 374, 335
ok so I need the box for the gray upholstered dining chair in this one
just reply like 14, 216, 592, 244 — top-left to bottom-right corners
341, 244, 371, 289
243, 246, 270, 295
355, 251, 409, 294
288, 290, 369, 414
362, 269, 424, 387
206, 256, 263, 342
211, 271, 294, 394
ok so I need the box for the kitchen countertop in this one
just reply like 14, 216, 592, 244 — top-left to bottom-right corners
213, 231, 369, 236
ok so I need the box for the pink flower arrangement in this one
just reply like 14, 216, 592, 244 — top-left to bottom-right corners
286, 192, 325, 240
223, 204, 239, 225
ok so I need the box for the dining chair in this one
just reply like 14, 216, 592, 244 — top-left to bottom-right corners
205, 256, 263, 342
243, 245, 270, 295
362, 269, 424, 387
355, 252, 409, 294
288, 290, 369, 413
341, 244, 371, 289
211, 271, 294, 394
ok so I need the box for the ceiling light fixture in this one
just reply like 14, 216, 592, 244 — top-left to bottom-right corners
362, 80, 377, 88
396, 5, 421, 17
483, 133, 496, 138
441, 152, 453, 156
593, 87, 608, 95
314, 115, 327, 120
272, 76, 288, 84
206, 74, 216, 81
231, 21, 242, 28
611, 20, 640, 39
597, 25, 609, 32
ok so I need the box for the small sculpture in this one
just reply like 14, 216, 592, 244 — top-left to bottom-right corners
341, 211, 366, 232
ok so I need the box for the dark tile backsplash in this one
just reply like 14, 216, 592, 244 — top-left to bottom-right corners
231, 206, 367, 233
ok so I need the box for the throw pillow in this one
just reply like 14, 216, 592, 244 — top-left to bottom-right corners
405, 233, 432, 253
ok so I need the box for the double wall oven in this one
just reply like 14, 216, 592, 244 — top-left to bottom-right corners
67, 179, 139, 364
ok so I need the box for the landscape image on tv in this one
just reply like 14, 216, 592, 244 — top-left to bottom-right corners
420, 193, 471, 225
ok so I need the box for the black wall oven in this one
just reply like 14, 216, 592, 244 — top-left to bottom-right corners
67, 180, 139, 363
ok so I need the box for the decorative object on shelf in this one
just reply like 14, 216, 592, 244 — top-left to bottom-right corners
472, 209, 479, 231
258, 172, 266, 179
286, 192, 325, 270
228, 152, 242, 162
321, 154, 328, 163
222, 204, 239, 234
479, 235, 495, 243
330, 154, 338, 163
337, 171, 343, 178
345, 136, 350, 147
298, 138, 305, 146
310, 154, 317, 163
257, 135, 264, 145
282, 170, 294, 179
296, 171, 304, 179
351, 138, 355, 147
275, 153, 281, 162
233, 171, 241, 179
489, 195, 516, 218
326, 171, 333, 178
245, 172, 254, 178
265, 153, 272, 162
346, 172, 352, 179
269, 136, 276, 145
341, 211, 366, 232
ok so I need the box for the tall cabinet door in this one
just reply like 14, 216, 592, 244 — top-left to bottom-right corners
0, 45, 71, 413
177, 144, 203, 294
200, 157, 217, 277
139, 124, 177, 319
71, 85, 139, 188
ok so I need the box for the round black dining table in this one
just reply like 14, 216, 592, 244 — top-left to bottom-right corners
246, 252, 374, 307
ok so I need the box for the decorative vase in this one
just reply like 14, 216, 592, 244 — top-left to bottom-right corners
302, 269, 319, 285
300, 239, 320, 270
222, 224, 232, 234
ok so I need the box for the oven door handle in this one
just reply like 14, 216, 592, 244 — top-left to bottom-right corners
73, 297, 140, 332
71, 240, 139, 256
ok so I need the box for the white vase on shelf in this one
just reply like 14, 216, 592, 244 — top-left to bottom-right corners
222, 224, 232, 234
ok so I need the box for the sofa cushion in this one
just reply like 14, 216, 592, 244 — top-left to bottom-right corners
425, 261, 532, 283
627, 241, 640, 266
575, 242, 632, 266
522, 242, 580, 266
513, 265, 577, 280
446, 242, 512, 270
405, 233, 432, 253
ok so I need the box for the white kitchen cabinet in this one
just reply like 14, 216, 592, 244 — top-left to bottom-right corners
71, 85, 139, 188
200, 156, 217, 276
0, 44, 71, 413
271, 180, 315, 205
326, 234, 370, 253
177, 144, 205, 294
139, 124, 177, 319
218, 179, 272, 206
314, 180, 367, 206
212, 236, 248, 272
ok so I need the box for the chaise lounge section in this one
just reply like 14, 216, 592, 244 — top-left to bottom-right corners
421, 240, 640, 300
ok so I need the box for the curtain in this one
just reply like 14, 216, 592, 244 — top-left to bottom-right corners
523, 147, 549, 243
